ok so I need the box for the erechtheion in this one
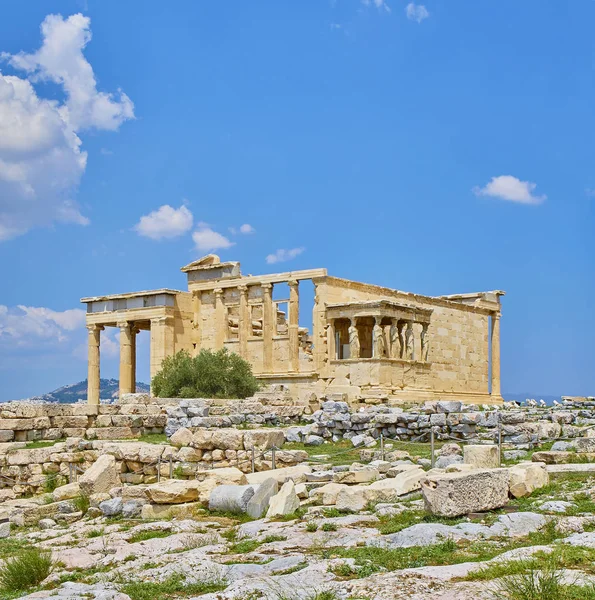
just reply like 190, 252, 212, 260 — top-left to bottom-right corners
82, 254, 504, 405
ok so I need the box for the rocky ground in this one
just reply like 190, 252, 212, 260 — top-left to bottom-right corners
2, 436, 595, 600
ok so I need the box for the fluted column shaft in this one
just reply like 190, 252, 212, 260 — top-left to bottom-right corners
238, 285, 250, 358
288, 279, 300, 372
491, 313, 501, 397
87, 325, 102, 405
262, 283, 274, 372
118, 322, 133, 396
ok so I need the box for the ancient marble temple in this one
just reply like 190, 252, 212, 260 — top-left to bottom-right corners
82, 255, 504, 405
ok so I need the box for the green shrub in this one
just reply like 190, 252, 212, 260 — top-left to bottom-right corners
0, 547, 53, 592
152, 349, 259, 399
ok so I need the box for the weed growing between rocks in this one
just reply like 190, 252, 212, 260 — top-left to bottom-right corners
127, 529, 173, 544
488, 557, 595, 600
0, 547, 53, 593
120, 572, 228, 600
374, 509, 465, 535
71, 493, 90, 515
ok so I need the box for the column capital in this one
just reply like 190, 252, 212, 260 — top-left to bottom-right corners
86, 324, 104, 332
150, 315, 174, 325
261, 282, 273, 291
288, 279, 299, 288
214, 288, 224, 297
117, 321, 131, 330
493, 312, 501, 321
238, 284, 249, 295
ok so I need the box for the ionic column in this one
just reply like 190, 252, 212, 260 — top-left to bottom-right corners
192, 290, 202, 353
288, 279, 300, 372
491, 313, 502, 398
214, 288, 225, 349
150, 315, 175, 383
328, 318, 336, 360
262, 283, 274, 372
118, 321, 133, 396
86, 324, 103, 405
238, 285, 250, 358
131, 325, 140, 392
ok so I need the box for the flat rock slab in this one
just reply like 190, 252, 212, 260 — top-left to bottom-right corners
546, 463, 595, 473
209, 484, 255, 514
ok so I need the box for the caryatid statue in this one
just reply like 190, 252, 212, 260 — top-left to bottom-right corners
421, 323, 430, 362
348, 322, 360, 359
405, 321, 414, 360
373, 319, 387, 358
389, 320, 401, 359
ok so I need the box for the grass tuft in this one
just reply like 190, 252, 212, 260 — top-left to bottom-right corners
0, 547, 53, 592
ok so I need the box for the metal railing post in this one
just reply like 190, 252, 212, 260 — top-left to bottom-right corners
169, 456, 173, 479
251, 447, 255, 473
271, 446, 276, 470
430, 428, 435, 469
157, 456, 161, 482
498, 423, 502, 467
380, 434, 385, 461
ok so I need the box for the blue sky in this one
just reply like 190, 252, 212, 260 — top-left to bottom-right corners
0, 1, 593, 401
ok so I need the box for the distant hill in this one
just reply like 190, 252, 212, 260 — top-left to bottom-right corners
21, 379, 150, 403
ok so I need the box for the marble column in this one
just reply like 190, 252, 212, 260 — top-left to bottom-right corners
150, 315, 175, 383
86, 324, 103, 405
214, 288, 225, 349
118, 322, 133, 396
192, 290, 202, 354
288, 279, 300, 372
491, 313, 501, 397
328, 318, 336, 361
238, 285, 250, 358
420, 323, 430, 362
131, 325, 140, 392
262, 283, 274, 372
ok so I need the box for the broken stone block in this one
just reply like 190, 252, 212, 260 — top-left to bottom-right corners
309, 482, 348, 505
266, 480, 300, 518
332, 468, 379, 484
52, 482, 80, 502
463, 445, 500, 469
246, 465, 311, 486
99, 497, 123, 517
246, 478, 279, 519
509, 462, 549, 498
146, 480, 200, 504
79, 455, 120, 496
421, 468, 510, 517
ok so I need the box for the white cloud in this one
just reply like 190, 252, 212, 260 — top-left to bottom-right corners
6, 14, 134, 131
405, 3, 429, 22
0, 305, 86, 345
192, 223, 234, 252
266, 247, 305, 265
239, 223, 255, 234
473, 175, 546, 205
0, 13, 134, 241
134, 204, 193, 240
362, 0, 391, 12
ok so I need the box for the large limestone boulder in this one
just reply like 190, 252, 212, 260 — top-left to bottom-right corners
246, 465, 311, 486
146, 480, 200, 504
79, 455, 119, 496
243, 429, 285, 451
509, 462, 549, 498
266, 481, 300, 518
370, 468, 424, 496
169, 427, 193, 447
421, 468, 510, 517
335, 486, 379, 511
309, 482, 348, 505
198, 467, 247, 486
209, 484, 255, 514
212, 428, 244, 451
463, 445, 500, 469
